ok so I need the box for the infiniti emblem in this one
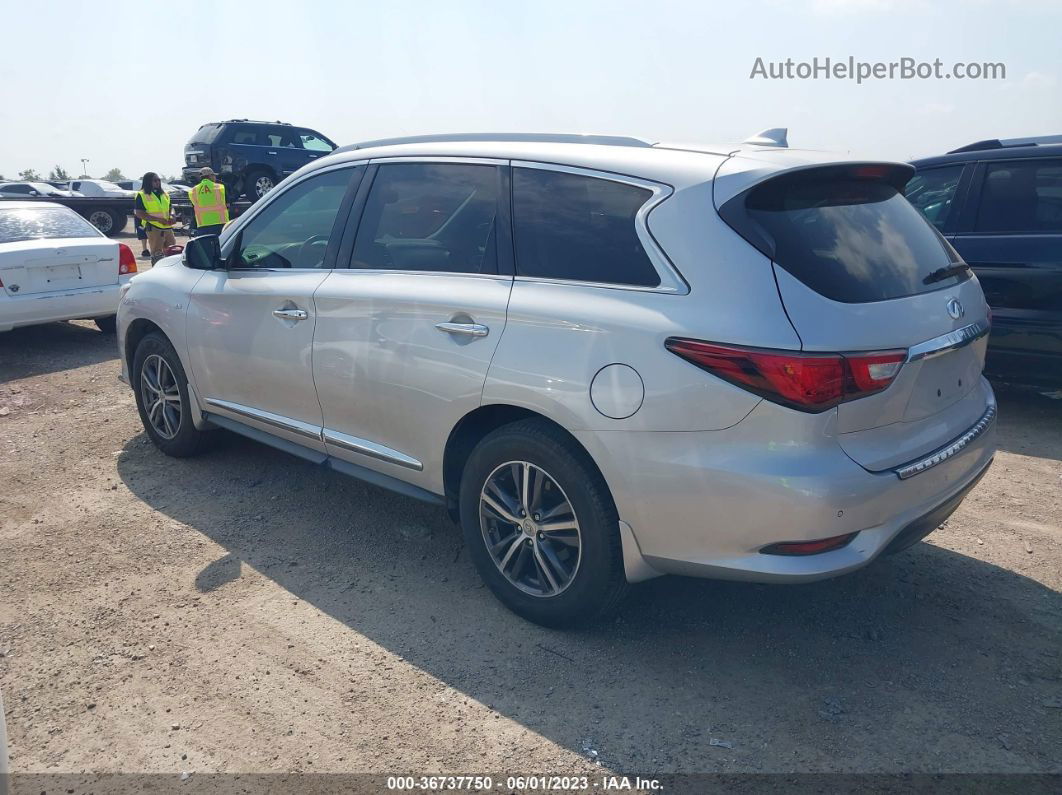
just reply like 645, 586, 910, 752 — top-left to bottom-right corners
946, 298, 964, 320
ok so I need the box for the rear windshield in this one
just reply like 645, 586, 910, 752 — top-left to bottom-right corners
188, 124, 223, 145
735, 176, 964, 303
0, 207, 101, 243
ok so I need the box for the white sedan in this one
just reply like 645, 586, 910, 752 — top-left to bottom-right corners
0, 202, 138, 333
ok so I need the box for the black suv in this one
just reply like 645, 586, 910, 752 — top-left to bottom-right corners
907, 136, 1062, 387
181, 120, 337, 200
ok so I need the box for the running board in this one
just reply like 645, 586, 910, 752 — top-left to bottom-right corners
203, 412, 444, 506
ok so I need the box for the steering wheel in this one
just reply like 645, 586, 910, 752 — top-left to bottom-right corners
294, 234, 329, 268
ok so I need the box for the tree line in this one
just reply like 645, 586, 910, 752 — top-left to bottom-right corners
1, 166, 180, 183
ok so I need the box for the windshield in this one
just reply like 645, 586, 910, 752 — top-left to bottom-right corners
91, 180, 128, 194
736, 176, 967, 303
0, 207, 102, 243
30, 182, 65, 195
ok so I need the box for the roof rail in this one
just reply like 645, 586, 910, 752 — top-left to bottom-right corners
335, 132, 654, 154
218, 119, 291, 125
948, 134, 1062, 154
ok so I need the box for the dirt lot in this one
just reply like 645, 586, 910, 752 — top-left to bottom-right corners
0, 312, 1060, 780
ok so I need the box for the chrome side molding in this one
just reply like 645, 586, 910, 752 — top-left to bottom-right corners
322, 429, 423, 471
204, 398, 322, 441
204, 399, 424, 471
894, 403, 996, 480
907, 319, 990, 362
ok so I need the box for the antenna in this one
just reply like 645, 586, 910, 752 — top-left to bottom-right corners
742, 128, 788, 148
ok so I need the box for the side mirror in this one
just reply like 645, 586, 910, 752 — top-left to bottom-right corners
184, 234, 223, 270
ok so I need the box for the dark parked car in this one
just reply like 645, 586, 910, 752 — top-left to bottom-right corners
907, 135, 1062, 387
181, 119, 337, 200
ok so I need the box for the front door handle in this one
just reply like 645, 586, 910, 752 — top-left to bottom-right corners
435, 322, 489, 338
273, 308, 308, 320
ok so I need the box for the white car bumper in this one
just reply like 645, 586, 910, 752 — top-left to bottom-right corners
0, 281, 124, 332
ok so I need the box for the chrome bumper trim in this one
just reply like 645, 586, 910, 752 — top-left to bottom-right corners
894, 403, 997, 480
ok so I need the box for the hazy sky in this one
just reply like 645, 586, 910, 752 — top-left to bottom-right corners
1, 0, 1059, 181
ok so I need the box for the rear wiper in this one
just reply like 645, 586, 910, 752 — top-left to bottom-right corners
923, 262, 971, 285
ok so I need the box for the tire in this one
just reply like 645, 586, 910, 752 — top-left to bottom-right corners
242, 168, 275, 200
459, 418, 628, 628
132, 332, 214, 457
86, 208, 120, 236
107, 209, 127, 236
94, 315, 117, 333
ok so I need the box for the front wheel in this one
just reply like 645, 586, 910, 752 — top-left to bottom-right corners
132, 333, 214, 457
459, 419, 628, 628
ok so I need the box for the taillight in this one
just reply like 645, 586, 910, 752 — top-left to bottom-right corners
118, 243, 138, 275
665, 339, 906, 412
844, 351, 907, 394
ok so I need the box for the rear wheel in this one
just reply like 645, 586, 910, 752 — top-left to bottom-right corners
94, 315, 117, 333
132, 333, 213, 457
243, 168, 275, 200
87, 208, 124, 236
459, 419, 628, 627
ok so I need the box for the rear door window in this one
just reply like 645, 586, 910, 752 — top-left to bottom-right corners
730, 173, 962, 303
511, 168, 660, 287
0, 207, 102, 243
351, 163, 500, 275
265, 127, 300, 148
975, 159, 1062, 233
905, 165, 965, 229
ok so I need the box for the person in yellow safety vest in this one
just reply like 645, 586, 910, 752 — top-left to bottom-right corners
134, 172, 179, 264
188, 166, 230, 238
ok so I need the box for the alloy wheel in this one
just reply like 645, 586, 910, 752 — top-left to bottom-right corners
479, 461, 582, 597
140, 354, 182, 440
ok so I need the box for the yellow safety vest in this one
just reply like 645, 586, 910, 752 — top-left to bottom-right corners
137, 190, 173, 229
189, 180, 229, 227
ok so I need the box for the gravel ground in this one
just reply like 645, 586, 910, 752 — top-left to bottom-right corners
0, 318, 1059, 780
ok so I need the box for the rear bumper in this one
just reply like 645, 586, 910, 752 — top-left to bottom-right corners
576, 382, 997, 583
0, 282, 123, 332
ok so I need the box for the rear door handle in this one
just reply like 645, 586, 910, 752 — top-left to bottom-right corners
435, 322, 489, 338
273, 308, 308, 320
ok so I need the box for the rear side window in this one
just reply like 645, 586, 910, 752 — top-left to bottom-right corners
0, 207, 101, 243
351, 163, 499, 275
905, 165, 965, 229
975, 160, 1062, 233
230, 128, 260, 145
512, 168, 660, 287
729, 172, 960, 303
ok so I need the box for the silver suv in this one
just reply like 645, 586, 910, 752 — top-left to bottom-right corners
117, 132, 997, 627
